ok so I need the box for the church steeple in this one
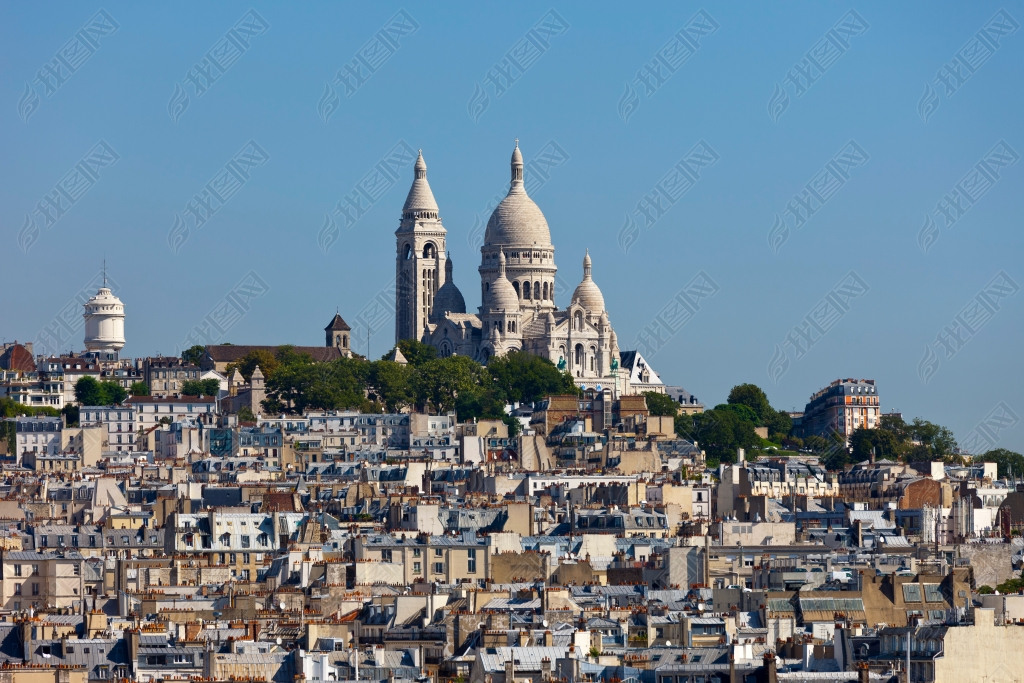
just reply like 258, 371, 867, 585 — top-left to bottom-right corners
396, 148, 447, 344
401, 150, 439, 221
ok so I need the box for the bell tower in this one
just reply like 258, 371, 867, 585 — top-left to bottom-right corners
396, 150, 447, 343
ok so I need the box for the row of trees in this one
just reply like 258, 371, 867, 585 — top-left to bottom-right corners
646, 382, 1020, 473
647, 383, 793, 466
224, 340, 579, 435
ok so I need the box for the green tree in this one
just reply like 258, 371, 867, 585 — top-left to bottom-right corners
766, 409, 792, 441
62, 404, 79, 427
369, 360, 414, 412
182, 379, 221, 397
237, 406, 256, 422
386, 339, 437, 367
129, 381, 150, 396
181, 345, 206, 366
74, 376, 104, 405
676, 408, 759, 464
0, 398, 59, 418
850, 426, 903, 462
487, 351, 578, 404
74, 377, 126, 405
225, 348, 282, 382
642, 391, 679, 417
413, 355, 490, 415
727, 383, 773, 425
265, 356, 370, 414
979, 448, 1024, 479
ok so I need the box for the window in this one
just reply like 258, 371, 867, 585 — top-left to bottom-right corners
14, 565, 21, 577
413, 548, 421, 558
413, 562, 422, 573
13, 584, 21, 595
467, 548, 477, 574
32, 583, 39, 596
73, 564, 80, 576
241, 536, 251, 548
433, 562, 444, 574
434, 548, 442, 557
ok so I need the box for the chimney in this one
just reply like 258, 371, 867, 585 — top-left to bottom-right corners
518, 629, 529, 647
857, 661, 870, 683
764, 652, 778, 683
544, 630, 553, 647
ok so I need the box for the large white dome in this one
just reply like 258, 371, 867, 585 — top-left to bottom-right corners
483, 142, 553, 248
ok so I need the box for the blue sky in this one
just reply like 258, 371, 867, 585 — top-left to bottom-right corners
3, 2, 1023, 452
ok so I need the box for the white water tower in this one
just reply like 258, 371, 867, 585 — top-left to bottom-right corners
83, 275, 125, 357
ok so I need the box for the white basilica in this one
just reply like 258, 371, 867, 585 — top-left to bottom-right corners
394, 141, 653, 395
395, 141, 634, 393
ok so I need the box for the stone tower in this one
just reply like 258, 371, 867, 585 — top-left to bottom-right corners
325, 313, 351, 355
395, 150, 448, 344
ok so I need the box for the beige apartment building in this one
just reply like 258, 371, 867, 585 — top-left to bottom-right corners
353, 533, 490, 586
0, 550, 85, 611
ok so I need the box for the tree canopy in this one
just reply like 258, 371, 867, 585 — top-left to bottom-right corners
0, 397, 60, 418
129, 381, 150, 396
74, 377, 127, 406
181, 378, 221, 397
979, 448, 1024, 479
488, 351, 578, 404
643, 391, 679, 417
225, 348, 283, 382
181, 345, 206, 366
258, 345, 575, 422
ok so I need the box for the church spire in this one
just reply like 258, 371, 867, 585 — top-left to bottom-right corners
401, 149, 439, 220
583, 249, 592, 279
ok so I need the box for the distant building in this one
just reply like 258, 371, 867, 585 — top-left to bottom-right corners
200, 344, 345, 374
80, 405, 136, 452
82, 278, 125, 360
799, 378, 880, 442
664, 385, 704, 415
143, 356, 202, 397
324, 313, 353, 357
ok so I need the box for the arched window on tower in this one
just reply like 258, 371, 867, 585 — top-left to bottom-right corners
512, 281, 520, 298
534, 281, 540, 302
404, 244, 412, 260
574, 343, 584, 368
589, 346, 596, 372
543, 282, 549, 301
423, 243, 436, 258
523, 282, 531, 300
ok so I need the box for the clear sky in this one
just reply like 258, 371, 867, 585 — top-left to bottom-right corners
3, 2, 1022, 452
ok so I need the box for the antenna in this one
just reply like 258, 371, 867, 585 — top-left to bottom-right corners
102, 257, 107, 287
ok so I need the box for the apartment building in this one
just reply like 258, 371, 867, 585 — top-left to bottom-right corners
799, 378, 880, 442
80, 404, 136, 452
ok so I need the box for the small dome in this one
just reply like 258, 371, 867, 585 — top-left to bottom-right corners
486, 250, 519, 311
484, 141, 553, 248
402, 150, 439, 219
571, 250, 605, 313
431, 257, 467, 323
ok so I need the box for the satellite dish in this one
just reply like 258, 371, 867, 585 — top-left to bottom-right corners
542, 619, 548, 627
665, 640, 671, 647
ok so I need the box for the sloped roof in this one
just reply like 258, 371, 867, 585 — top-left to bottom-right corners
325, 313, 351, 331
